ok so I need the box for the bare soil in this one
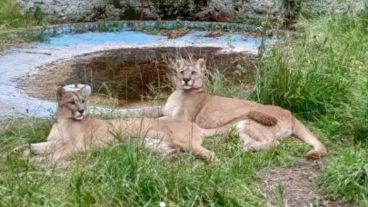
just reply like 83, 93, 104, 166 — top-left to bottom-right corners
260, 159, 355, 207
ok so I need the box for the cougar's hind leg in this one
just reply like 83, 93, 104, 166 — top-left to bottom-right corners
291, 117, 327, 159
236, 120, 279, 152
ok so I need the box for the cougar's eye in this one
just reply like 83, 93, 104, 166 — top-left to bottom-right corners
69, 100, 76, 105
180, 71, 184, 75
191, 71, 197, 75
81, 99, 85, 103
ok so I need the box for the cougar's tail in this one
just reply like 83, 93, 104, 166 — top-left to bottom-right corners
247, 111, 278, 126
291, 117, 327, 159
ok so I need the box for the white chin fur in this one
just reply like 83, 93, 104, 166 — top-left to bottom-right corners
74, 115, 84, 120
182, 85, 192, 90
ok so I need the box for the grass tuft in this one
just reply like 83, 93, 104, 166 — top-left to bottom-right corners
256, 15, 368, 137
320, 146, 368, 205
0, 0, 44, 29
0, 0, 47, 51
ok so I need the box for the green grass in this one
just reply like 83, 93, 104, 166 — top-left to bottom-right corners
0, 0, 44, 29
0, 0, 46, 51
0, 120, 310, 206
256, 13, 368, 138
320, 146, 368, 206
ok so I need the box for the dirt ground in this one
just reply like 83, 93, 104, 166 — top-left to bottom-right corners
259, 159, 355, 207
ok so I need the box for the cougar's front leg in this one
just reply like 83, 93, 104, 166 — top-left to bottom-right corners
29, 141, 56, 156
190, 145, 215, 161
236, 120, 279, 152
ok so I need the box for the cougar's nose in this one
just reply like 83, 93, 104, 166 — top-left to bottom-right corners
78, 109, 85, 114
183, 78, 190, 83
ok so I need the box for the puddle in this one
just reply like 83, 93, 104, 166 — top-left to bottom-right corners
20, 47, 256, 108
0, 30, 261, 119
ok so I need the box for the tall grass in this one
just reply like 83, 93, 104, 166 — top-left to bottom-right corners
254, 9, 368, 204
0, 119, 310, 206
320, 146, 368, 205
0, 0, 44, 29
0, 0, 46, 51
203, 71, 252, 99
256, 13, 368, 137
0, 0, 24, 28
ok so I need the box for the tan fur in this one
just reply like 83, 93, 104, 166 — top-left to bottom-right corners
164, 58, 327, 159
26, 88, 228, 163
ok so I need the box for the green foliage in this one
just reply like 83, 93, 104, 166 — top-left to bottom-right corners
0, 0, 47, 51
320, 147, 368, 205
0, 0, 25, 28
0, 0, 44, 29
124, 6, 140, 20
0, 27, 50, 51
106, 21, 122, 32
33, 6, 45, 25
256, 15, 368, 123
203, 71, 251, 99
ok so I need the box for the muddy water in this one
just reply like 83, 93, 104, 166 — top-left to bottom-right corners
22, 47, 256, 107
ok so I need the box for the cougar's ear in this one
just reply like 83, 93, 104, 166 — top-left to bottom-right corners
177, 58, 185, 71
80, 85, 92, 97
56, 87, 66, 101
196, 58, 206, 72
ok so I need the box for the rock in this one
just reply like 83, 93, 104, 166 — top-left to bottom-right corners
301, 0, 365, 17
196, 0, 234, 22
15, 0, 366, 24
105, 4, 123, 20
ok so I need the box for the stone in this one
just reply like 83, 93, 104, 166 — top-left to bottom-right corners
15, 0, 366, 24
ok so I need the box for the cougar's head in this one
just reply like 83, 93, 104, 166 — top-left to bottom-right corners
174, 58, 206, 90
56, 86, 91, 120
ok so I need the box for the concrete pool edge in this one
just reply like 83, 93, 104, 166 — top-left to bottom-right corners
0, 20, 258, 37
